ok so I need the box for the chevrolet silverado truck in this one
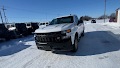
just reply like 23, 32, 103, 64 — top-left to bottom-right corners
34, 15, 84, 52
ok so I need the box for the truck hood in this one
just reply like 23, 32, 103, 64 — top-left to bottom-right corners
35, 23, 73, 33
8, 27, 16, 31
39, 25, 46, 28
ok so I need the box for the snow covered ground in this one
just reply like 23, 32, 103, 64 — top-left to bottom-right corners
0, 21, 120, 68
84, 19, 109, 24
99, 22, 120, 29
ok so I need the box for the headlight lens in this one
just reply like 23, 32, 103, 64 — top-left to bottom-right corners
61, 29, 71, 34
61, 30, 67, 34
62, 36, 71, 39
67, 29, 71, 33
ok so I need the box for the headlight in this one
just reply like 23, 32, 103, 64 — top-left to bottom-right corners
34, 33, 37, 37
62, 36, 71, 39
67, 29, 71, 33
61, 29, 71, 34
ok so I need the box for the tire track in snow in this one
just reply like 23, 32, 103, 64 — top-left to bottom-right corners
22, 51, 49, 68
0, 46, 35, 68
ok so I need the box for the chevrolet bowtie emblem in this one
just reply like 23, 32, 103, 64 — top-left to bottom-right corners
57, 37, 60, 39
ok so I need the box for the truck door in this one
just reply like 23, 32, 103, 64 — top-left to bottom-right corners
75, 16, 81, 38
79, 20, 84, 34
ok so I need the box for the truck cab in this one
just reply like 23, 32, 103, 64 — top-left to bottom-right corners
5, 23, 21, 39
39, 22, 50, 28
34, 15, 84, 52
26, 23, 39, 34
0, 24, 11, 41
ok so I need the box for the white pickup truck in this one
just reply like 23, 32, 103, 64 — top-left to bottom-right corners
34, 15, 84, 52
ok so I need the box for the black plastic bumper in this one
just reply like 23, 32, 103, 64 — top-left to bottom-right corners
36, 38, 73, 51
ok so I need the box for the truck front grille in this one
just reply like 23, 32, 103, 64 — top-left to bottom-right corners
36, 36, 61, 42
35, 32, 65, 42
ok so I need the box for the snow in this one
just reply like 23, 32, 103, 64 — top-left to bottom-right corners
26, 26, 32, 28
96, 19, 109, 23
39, 25, 46, 28
0, 22, 120, 68
85, 19, 120, 29
100, 22, 120, 29
8, 27, 16, 30
84, 19, 109, 24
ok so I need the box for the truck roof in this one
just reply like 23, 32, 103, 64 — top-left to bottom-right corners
54, 15, 76, 19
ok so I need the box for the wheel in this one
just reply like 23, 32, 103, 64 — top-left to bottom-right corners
10, 31, 17, 39
23, 34, 28, 36
5, 32, 11, 41
28, 31, 32, 35
23, 32, 28, 36
71, 36, 78, 52
81, 30, 84, 36
5, 35, 10, 41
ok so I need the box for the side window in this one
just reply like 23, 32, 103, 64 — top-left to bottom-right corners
11, 25, 15, 27
27, 24, 30, 26
46, 23, 48, 25
79, 17, 83, 24
40, 23, 42, 25
7, 25, 10, 29
43, 23, 45, 25
75, 16, 78, 24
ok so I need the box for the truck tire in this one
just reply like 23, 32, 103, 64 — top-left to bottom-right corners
5, 35, 10, 41
21, 26, 28, 36
81, 30, 84, 36
11, 31, 18, 39
5, 37, 10, 41
71, 36, 78, 52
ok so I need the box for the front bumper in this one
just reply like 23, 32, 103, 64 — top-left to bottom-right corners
0, 38, 5, 40
36, 38, 73, 51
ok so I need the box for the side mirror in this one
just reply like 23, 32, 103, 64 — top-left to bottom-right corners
79, 20, 83, 23
77, 22, 79, 25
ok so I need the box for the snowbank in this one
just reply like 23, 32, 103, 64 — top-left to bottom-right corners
84, 19, 109, 24
8, 27, 16, 30
96, 19, 109, 23
100, 22, 120, 29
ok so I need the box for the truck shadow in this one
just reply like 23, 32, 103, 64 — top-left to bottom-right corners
53, 31, 120, 56
0, 35, 35, 56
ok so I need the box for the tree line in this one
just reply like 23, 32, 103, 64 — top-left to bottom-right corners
80, 13, 116, 20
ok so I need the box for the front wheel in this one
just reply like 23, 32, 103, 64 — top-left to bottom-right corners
5, 35, 10, 41
11, 31, 18, 39
71, 36, 78, 52
81, 30, 84, 36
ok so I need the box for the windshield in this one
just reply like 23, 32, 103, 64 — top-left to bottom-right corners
40, 23, 42, 25
11, 25, 15, 27
49, 16, 74, 25
27, 24, 30, 26
92, 20, 95, 21
7, 25, 10, 29
43, 23, 45, 25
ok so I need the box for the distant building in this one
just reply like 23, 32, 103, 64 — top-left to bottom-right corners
116, 7, 120, 23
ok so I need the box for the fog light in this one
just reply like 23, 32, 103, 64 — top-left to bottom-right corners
62, 36, 71, 39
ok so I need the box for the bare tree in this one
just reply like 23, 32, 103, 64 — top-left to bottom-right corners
80, 16, 92, 21
109, 13, 116, 19
98, 15, 109, 19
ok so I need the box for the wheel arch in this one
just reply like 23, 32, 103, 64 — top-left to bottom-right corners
71, 32, 78, 45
